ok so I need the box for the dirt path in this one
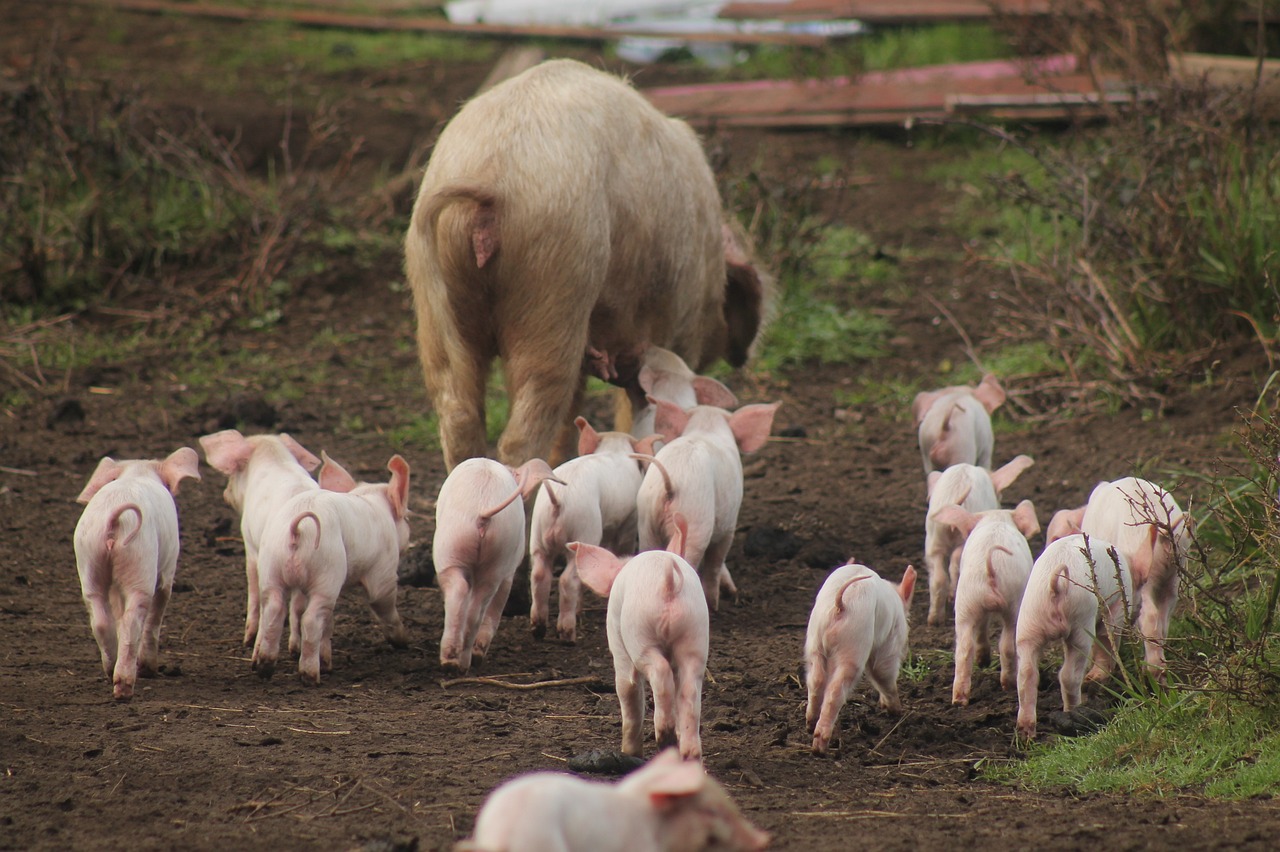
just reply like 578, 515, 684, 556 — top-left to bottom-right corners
4, 5, 1279, 850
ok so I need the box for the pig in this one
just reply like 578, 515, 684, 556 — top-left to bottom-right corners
456, 748, 770, 852
627, 346, 738, 439
1014, 533, 1141, 739
571, 519, 710, 762
404, 58, 771, 471
804, 562, 917, 755
1077, 477, 1189, 679
922, 456, 1034, 626
635, 398, 780, 612
198, 429, 321, 647
912, 373, 1006, 475
250, 453, 412, 684
528, 417, 658, 643
434, 457, 559, 673
73, 447, 201, 700
931, 501, 1039, 705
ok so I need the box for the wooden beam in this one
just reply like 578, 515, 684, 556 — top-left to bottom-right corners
718, 0, 1053, 24
69, 0, 830, 46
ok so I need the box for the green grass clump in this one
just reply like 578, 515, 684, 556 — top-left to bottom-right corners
991, 691, 1280, 799
755, 225, 894, 372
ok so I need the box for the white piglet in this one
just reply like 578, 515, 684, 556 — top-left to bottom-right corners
1015, 533, 1141, 738
912, 373, 1006, 475
434, 458, 559, 673
572, 519, 710, 762
931, 501, 1039, 705
628, 346, 738, 439
251, 453, 412, 685
804, 562, 917, 755
456, 749, 770, 852
1053, 477, 1189, 680
803, 562, 916, 752
528, 417, 657, 643
636, 398, 780, 611
922, 456, 1034, 626
73, 447, 201, 700
198, 429, 321, 647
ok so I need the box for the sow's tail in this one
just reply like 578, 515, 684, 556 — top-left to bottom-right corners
415, 183, 501, 271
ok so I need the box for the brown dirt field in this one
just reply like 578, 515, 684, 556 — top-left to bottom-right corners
4, 5, 1280, 851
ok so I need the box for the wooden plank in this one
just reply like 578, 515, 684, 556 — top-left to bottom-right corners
68, 0, 830, 46
645, 68, 1137, 127
718, 0, 1053, 23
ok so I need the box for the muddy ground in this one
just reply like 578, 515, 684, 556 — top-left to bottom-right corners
4, 5, 1280, 851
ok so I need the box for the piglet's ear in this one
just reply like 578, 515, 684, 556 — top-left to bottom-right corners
633, 752, 706, 806
159, 447, 201, 496
568, 542, 625, 598
199, 429, 252, 476
691, 376, 738, 409
897, 565, 917, 607
652, 398, 690, 443
933, 504, 977, 539
318, 452, 358, 493
990, 454, 1034, 495
386, 455, 411, 520
77, 457, 122, 504
576, 417, 601, 456
280, 433, 321, 472
973, 373, 1006, 413
728, 402, 780, 454
513, 458, 559, 500
1012, 499, 1040, 539
912, 390, 943, 426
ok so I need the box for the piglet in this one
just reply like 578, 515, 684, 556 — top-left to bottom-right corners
912, 373, 1006, 475
1014, 533, 1140, 739
73, 447, 201, 700
931, 501, 1039, 705
1077, 477, 1188, 680
923, 456, 1034, 626
251, 453, 412, 684
572, 518, 710, 761
528, 418, 658, 643
198, 429, 321, 646
804, 562, 916, 755
434, 457, 558, 673
635, 398, 779, 611
456, 748, 770, 852
627, 346, 738, 439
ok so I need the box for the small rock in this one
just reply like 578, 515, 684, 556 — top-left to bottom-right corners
743, 527, 802, 560
567, 749, 645, 776
46, 398, 85, 430
397, 545, 435, 588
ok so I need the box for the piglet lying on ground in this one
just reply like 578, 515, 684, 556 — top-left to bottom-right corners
636, 398, 780, 611
456, 748, 770, 852
931, 501, 1039, 705
198, 429, 321, 647
627, 346, 738, 439
528, 418, 657, 643
434, 458, 559, 673
251, 453, 411, 685
572, 518, 710, 762
804, 562, 917, 755
912, 373, 1006, 475
923, 456, 1034, 626
73, 447, 201, 700
1015, 533, 1140, 739
1046, 477, 1189, 680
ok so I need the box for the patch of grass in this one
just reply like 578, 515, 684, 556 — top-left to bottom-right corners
859, 23, 1013, 71
725, 22, 1010, 81
755, 225, 894, 372
833, 377, 921, 419
989, 690, 1280, 798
